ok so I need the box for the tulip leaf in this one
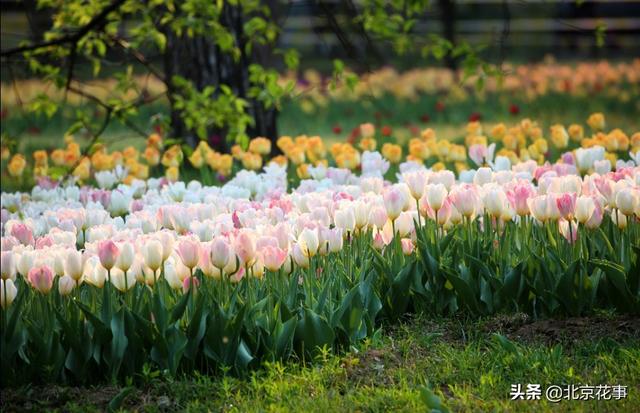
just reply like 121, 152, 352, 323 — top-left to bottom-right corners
170, 289, 191, 324
108, 308, 129, 377
295, 308, 335, 357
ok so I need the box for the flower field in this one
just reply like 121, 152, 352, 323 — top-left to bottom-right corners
1, 112, 639, 388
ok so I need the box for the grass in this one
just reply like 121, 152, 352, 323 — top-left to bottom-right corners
2, 313, 638, 412
2, 90, 639, 157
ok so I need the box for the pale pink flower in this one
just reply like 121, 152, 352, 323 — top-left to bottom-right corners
97, 240, 119, 271
28, 265, 54, 294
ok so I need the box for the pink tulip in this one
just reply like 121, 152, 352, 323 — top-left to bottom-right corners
177, 238, 201, 269
383, 185, 408, 220
97, 240, 120, 271
182, 276, 200, 294
262, 245, 288, 272
28, 265, 54, 294
401, 238, 414, 255
559, 219, 578, 243
555, 193, 577, 219
210, 237, 231, 269
507, 182, 535, 216
450, 185, 479, 218
256, 236, 279, 251
234, 230, 256, 266
372, 231, 385, 251
584, 198, 604, 229
10, 223, 34, 246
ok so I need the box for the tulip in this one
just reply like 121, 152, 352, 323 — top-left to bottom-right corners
335, 208, 356, 233
483, 187, 507, 218
234, 230, 257, 266
58, 275, 75, 296
210, 237, 231, 270
584, 199, 604, 229
142, 239, 164, 272
1, 279, 18, 309
426, 184, 448, 212
110, 268, 136, 292
291, 243, 310, 268
1, 251, 16, 281
451, 186, 479, 218
262, 245, 288, 272
298, 228, 319, 257
158, 231, 175, 261
372, 231, 385, 251
97, 240, 119, 271
164, 261, 183, 290
28, 265, 54, 294
616, 188, 638, 216
473, 167, 494, 186
353, 201, 370, 229
555, 193, 577, 220
401, 238, 414, 255
528, 195, 549, 222
507, 183, 535, 216
575, 196, 596, 224
182, 276, 200, 294
383, 185, 408, 220
368, 206, 388, 229
65, 249, 84, 281
10, 223, 34, 246
404, 171, 428, 200
115, 242, 136, 272
394, 211, 415, 237
177, 238, 201, 269
322, 227, 343, 254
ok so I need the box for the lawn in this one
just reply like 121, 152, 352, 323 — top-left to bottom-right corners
2, 314, 638, 412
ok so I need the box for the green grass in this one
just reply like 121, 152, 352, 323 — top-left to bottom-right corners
2, 90, 639, 157
2, 314, 638, 412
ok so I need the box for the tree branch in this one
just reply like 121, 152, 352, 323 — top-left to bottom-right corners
0, 0, 127, 58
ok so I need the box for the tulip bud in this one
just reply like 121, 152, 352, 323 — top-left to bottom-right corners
616, 188, 638, 216
262, 246, 287, 272
65, 249, 84, 281
292, 243, 309, 268
116, 242, 136, 272
143, 239, 164, 272
384, 185, 408, 220
368, 206, 388, 229
1, 279, 18, 308
97, 240, 119, 271
182, 276, 200, 294
58, 275, 76, 296
426, 184, 448, 212
575, 196, 596, 224
1, 251, 16, 281
158, 231, 175, 261
210, 237, 231, 269
28, 265, 54, 294
234, 230, 257, 266
177, 238, 201, 269
298, 228, 319, 258
401, 238, 414, 255
335, 208, 356, 232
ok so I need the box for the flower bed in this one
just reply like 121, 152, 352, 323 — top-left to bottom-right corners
1, 114, 639, 385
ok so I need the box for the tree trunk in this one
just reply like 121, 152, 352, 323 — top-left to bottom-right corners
438, 0, 457, 70
163, 2, 278, 152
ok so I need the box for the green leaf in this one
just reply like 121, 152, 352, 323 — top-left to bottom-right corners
107, 386, 134, 412
295, 309, 335, 357
420, 386, 449, 413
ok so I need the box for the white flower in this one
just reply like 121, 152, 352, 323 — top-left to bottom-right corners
95, 171, 118, 189
361, 151, 390, 178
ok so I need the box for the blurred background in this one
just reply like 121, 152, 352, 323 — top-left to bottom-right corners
1, 0, 639, 164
